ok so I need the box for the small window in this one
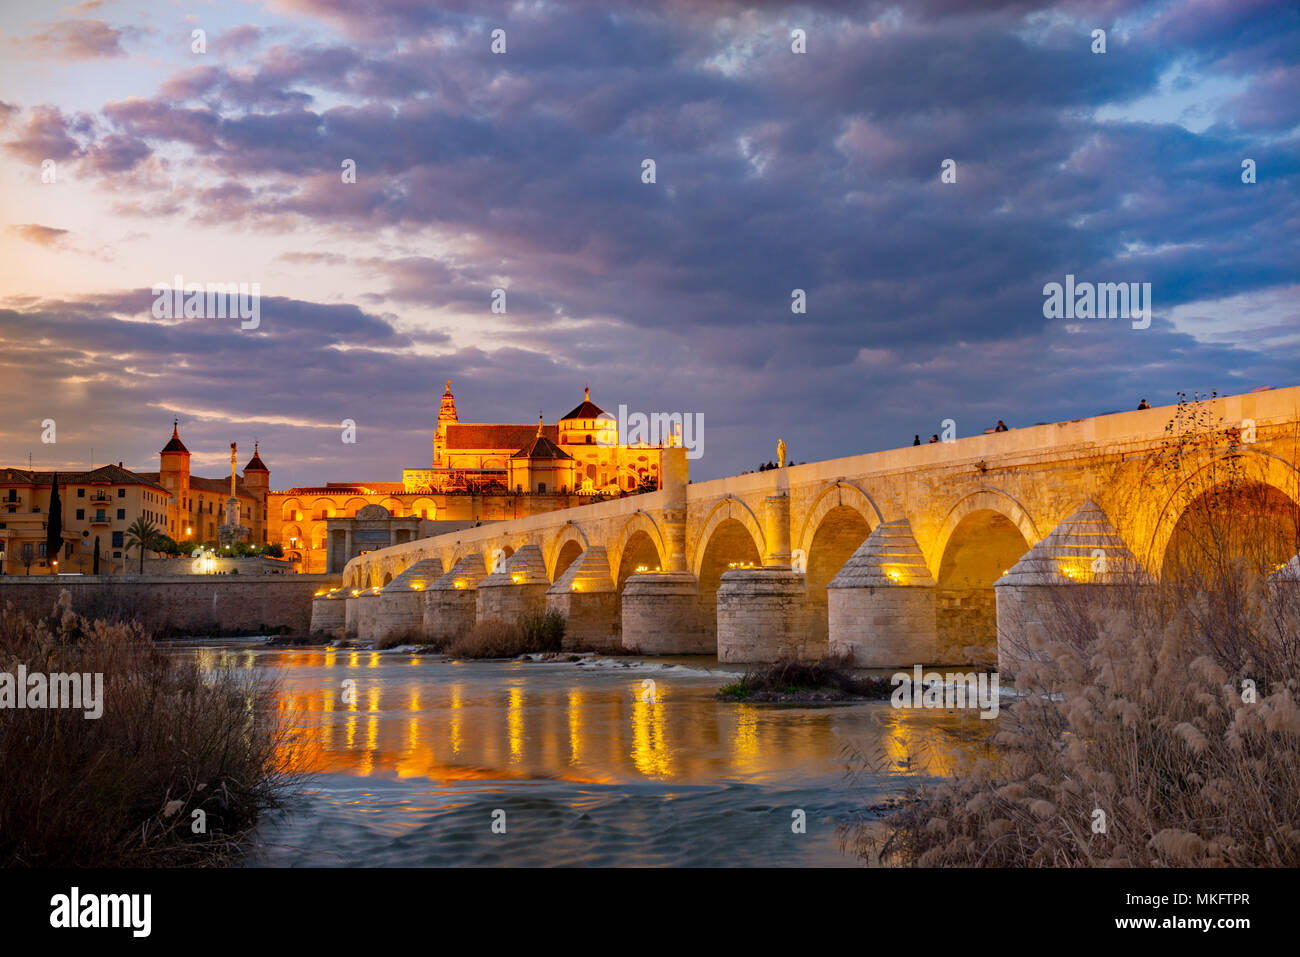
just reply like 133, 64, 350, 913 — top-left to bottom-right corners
538, 483, 547, 493
76, 508, 84, 520
117, 488, 125, 498
116, 509, 125, 520
113, 551, 121, 558
77, 488, 85, 498
112, 532, 123, 548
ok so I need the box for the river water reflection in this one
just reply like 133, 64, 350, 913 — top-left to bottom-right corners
190, 644, 991, 867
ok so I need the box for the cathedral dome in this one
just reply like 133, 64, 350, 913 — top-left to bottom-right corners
560, 387, 604, 422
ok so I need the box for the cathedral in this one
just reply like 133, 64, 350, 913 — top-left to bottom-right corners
268, 383, 664, 572
404, 382, 661, 494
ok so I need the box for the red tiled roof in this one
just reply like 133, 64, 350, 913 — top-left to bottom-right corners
561, 387, 605, 421
2, 464, 168, 493
512, 435, 573, 460
161, 421, 189, 455
446, 424, 559, 450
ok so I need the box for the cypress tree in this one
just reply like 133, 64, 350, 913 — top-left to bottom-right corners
46, 472, 62, 574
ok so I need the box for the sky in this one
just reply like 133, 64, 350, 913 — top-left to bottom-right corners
0, 0, 1297, 488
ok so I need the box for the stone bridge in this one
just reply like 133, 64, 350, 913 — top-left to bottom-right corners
315, 387, 1300, 669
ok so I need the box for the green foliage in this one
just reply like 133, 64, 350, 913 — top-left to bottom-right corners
123, 516, 162, 573
518, 609, 566, 651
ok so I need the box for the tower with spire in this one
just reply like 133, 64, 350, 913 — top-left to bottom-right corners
242, 442, 270, 543
433, 379, 458, 468
159, 419, 191, 508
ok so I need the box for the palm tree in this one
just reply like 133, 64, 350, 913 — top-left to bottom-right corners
124, 516, 161, 574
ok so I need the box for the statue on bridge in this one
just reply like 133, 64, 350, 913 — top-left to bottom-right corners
777, 438, 787, 468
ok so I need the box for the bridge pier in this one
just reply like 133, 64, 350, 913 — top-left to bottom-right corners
373, 558, 444, 645
344, 592, 360, 638
995, 500, 1154, 675
422, 553, 487, 645
546, 546, 619, 652
621, 571, 713, 654
310, 588, 345, 638
716, 567, 815, 662
827, 519, 940, 667
354, 586, 381, 639
476, 545, 549, 626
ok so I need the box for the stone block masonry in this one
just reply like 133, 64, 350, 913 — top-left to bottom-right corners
0, 574, 339, 636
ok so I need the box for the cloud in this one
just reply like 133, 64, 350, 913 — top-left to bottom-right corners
23, 19, 129, 59
7, 224, 71, 247
1, 0, 1297, 485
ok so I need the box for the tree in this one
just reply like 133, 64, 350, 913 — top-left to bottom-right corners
92, 536, 100, 575
124, 516, 162, 574
46, 472, 62, 574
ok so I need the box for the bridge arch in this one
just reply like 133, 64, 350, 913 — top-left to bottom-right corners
1146, 449, 1300, 579
794, 480, 883, 562
613, 511, 666, 578
692, 497, 766, 577
932, 487, 1040, 662
932, 487, 1040, 579
548, 522, 591, 581
797, 482, 883, 647
694, 499, 766, 647
612, 511, 666, 594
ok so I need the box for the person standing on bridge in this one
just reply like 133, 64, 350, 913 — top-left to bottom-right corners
1137, 399, 1150, 410
913, 434, 921, 446
929, 434, 940, 443
995, 420, 1008, 432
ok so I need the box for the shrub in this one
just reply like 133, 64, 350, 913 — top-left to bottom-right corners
519, 609, 565, 652
445, 610, 566, 658
445, 617, 527, 658
0, 592, 304, 867
718, 655, 893, 700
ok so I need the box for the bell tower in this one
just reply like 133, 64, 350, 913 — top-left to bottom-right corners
433, 379, 458, 468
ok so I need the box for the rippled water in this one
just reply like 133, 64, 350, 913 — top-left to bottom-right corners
187, 644, 990, 867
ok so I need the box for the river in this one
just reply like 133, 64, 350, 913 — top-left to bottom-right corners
188, 644, 991, 867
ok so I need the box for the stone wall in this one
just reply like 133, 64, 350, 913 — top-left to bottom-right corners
0, 574, 338, 636
935, 587, 997, 661
142, 555, 294, 576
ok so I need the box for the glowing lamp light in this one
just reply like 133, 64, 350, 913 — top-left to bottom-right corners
512, 572, 524, 584
351, 589, 360, 597
454, 580, 467, 590
410, 583, 424, 590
